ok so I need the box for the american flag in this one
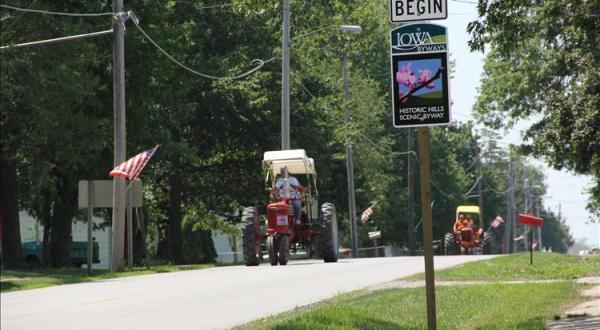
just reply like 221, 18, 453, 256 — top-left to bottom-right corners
490, 216, 504, 228
109, 145, 159, 180
361, 203, 375, 223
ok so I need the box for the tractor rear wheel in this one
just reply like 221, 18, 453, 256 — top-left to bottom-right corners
278, 235, 289, 265
319, 203, 339, 263
444, 232, 459, 255
241, 207, 260, 266
267, 236, 278, 266
481, 233, 492, 255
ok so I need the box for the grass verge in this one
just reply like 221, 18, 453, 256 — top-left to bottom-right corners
406, 253, 600, 281
0, 264, 214, 293
240, 281, 580, 330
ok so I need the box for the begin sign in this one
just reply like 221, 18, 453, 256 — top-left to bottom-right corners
390, 0, 447, 23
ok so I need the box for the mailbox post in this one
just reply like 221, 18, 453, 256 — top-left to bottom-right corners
517, 214, 544, 265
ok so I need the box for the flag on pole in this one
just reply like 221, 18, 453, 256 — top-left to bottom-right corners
361, 203, 375, 223
490, 216, 504, 228
109, 145, 159, 180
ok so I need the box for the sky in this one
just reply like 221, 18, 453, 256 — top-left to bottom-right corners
441, 1, 599, 248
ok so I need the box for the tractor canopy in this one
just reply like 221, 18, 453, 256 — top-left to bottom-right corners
456, 205, 481, 226
456, 205, 480, 217
263, 149, 316, 175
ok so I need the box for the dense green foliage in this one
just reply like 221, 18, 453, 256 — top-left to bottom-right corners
240, 282, 579, 329
468, 0, 600, 218
1, 1, 576, 267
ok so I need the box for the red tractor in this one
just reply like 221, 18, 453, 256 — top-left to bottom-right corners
241, 150, 339, 266
444, 206, 492, 255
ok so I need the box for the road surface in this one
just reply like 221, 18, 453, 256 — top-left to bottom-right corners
1, 256, 495, 329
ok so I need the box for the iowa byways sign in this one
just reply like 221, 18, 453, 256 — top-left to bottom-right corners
390, 23, 450, 128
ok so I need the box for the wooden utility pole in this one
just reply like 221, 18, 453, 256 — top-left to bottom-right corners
417, 127, 436, 330
111, 0, 127, 271
477, 149, 484, 226
407, 128, 415, 255
504, 161, 514, 253
281, 0, 290, 150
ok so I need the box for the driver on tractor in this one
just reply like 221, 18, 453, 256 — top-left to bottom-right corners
274, 167, 306, 225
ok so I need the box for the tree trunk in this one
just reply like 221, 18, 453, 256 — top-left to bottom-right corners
42, 221, 51, 267
168, 173, 183, 264
0, 154, 22, 267
133, 208, 147, 266
49, 176, 76, 268
42, 189, 52, 267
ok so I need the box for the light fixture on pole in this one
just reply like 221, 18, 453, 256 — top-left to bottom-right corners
340, 25, 362, 258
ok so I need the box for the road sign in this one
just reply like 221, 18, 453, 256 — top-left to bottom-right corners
390, 23, 450, 128
78, 180, 143, 208
390, 0, 447, 23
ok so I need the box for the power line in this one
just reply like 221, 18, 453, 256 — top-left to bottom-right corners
172, 2, 235, 8
129, 12, 276, 80
0, 4, 113, 17
359, 133, 415, 157
451, 0, 477, 4
1, 0, 37, 36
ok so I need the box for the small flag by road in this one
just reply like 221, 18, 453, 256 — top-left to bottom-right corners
361, 203, 375, 223
109, 145, 159, 180
490, 216, 504, 228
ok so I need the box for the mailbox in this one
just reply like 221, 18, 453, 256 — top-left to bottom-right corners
518, 214, 543, 227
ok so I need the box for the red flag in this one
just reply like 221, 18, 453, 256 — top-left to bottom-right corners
109, 145, 158, 180
361, 206, 374, 223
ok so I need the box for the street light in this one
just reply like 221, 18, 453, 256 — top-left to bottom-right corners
340, 26, 362, 258
287, 23, 363, 257
338, 25, 363, 35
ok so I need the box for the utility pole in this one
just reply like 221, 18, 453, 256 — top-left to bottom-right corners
407, 128, 415, 255
111, 0, 127, 271
281, 0, 290, 150
504, 161, 513, 253
534, 199, 542, 251
523, 178, 530, 249
343, 55, 358, 258
477, 146, 484, 228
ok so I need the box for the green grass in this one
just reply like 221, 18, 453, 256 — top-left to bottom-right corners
240, 282, 580, 330
0, 264, 214, 293
406, 253, 600, 281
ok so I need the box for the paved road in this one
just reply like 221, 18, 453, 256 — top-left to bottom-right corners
1, 256, 495, 330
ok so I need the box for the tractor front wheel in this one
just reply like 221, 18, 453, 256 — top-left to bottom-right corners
278, 235, 289, 265
319, 203, 339, 263
444, 232, 459, 255
267, 236, 278, 266
241, 207, 261, 266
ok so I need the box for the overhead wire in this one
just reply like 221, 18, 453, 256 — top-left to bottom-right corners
0, 3, 113, 17
129, 12, 276, 80
1, 0, 37, 36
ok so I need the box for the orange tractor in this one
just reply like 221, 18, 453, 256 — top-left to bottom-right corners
443, 206, 492, 255
241, 150, 339, 266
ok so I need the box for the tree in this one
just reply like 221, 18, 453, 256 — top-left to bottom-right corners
468, 0, 600, 218
1, 1, 114, 267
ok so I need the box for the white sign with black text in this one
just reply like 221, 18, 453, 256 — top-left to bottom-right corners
389, 0, 448, 23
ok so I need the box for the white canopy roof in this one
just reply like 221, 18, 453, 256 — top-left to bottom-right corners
263, 149, 316, 175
